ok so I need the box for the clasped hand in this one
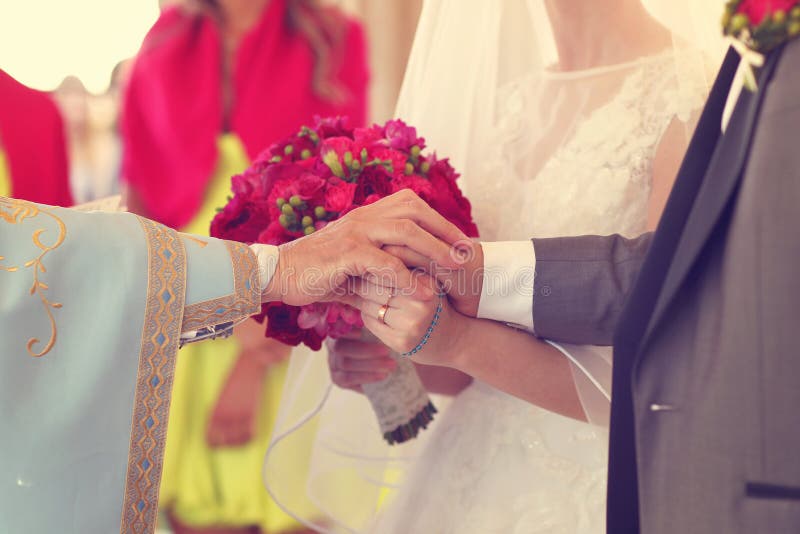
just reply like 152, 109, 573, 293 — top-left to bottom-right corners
262, 189, 474, 306
258, 189, 486, 392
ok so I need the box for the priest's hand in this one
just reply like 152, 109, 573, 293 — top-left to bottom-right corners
261, 190, 472, 306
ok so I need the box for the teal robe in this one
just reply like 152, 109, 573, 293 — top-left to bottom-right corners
0, 197, 261, 533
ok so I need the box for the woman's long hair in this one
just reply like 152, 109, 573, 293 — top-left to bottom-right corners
188, 0, 348, 101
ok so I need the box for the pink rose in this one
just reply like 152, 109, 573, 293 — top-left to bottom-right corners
298, 303, 332, 337
293, 172, 326, 201
324, 178, 358, 213
371, 148, 410, 178
326, 303, 364, 338
391, 174, 435, 198
353, 126, 386, 149
384, 119, 425, 151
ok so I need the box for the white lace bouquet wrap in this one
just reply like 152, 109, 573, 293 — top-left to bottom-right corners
360, 331, 436, 444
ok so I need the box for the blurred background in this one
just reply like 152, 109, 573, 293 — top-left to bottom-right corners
1, 0, 422, 204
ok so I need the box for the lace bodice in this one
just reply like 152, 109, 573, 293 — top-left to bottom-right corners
469, 52, 706, 241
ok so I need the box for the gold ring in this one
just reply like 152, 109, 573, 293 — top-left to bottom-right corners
377, 304, 389, 324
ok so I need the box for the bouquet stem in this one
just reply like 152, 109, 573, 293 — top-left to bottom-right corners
361, 354, 437, 445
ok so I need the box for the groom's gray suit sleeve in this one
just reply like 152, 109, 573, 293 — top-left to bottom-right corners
531, 233, 653, 346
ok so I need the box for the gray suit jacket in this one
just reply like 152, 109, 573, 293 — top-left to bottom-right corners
532, 42, 800, 533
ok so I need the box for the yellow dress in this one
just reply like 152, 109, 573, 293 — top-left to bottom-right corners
0, 150, 11, 197
160, 134, 314, 532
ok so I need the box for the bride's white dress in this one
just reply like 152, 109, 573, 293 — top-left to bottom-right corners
372, 53, 705, 534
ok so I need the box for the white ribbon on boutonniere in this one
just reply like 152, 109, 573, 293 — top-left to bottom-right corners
722, 0, 800, 91
729, 37, 766, 91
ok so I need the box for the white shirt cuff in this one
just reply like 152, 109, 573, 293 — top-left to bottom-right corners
249, 243, 279, 295
477, 241, 536, 332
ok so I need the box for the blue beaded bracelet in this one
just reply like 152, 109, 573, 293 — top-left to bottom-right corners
401, 293, 444, 358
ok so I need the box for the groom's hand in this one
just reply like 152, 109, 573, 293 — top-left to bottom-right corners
381, 241, 485, 317
262, 190, 471, 306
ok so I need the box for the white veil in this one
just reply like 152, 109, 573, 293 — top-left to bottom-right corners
263, 1, 727, 532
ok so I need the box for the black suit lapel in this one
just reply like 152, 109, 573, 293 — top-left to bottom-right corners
639, 46, 784, 351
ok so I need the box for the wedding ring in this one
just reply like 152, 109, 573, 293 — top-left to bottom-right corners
377, 304, 390, 324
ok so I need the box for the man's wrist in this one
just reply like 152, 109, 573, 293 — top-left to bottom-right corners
476, 241, 536, 331
448, 241, 483, 317
251, 243, 281, 303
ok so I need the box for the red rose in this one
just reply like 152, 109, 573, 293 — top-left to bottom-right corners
230, 172, 254, 198
264, 303, 323, 350
353, 126, 385, 149
295, 157, 316, 170
738, 0, 797, 25
210, 194, 245, 239
390, 174, 435, 199
314, 116, 353, 138
210, 197, 272, 243
262, 163, 307, 198
324, 178, 358, 213
427, 160, 479, 237
354, 166, 392, 204
257, 221, 288, 245
320, 136, 355, 157
293, 172, 326, 201
371, 147, 411, 178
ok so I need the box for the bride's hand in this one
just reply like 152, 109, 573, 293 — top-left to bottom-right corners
344, 274, 467, 368
327, 330, 397, 392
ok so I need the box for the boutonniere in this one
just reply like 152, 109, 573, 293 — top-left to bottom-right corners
722, 0, 800, 90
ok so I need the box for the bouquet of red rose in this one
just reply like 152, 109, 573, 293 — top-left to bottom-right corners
211, 116, 478, 444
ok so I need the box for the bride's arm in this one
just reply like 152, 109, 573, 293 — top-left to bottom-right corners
414, 363, 473, 396
429, 312, 586, 421
350, 277, 587, 422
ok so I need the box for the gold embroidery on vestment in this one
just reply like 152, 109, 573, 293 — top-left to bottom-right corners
0, 197, 66, 357
181, 233, 209, 248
